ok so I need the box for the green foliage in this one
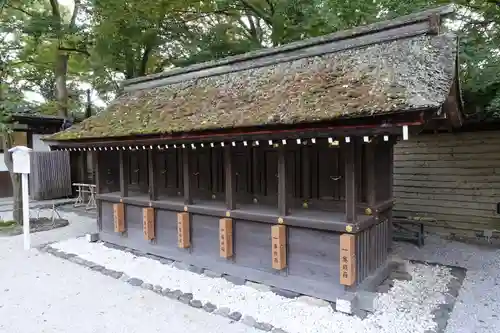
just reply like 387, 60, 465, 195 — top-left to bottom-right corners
2, 0, 500, 121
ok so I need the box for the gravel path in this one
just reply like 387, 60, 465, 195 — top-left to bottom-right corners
0, 211, 258, 333
395, 236, 500, 333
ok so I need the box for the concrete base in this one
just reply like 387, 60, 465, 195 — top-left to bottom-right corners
86, 233, 99, 242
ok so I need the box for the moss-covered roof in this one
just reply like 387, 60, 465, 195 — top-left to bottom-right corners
47, 32, 457, 141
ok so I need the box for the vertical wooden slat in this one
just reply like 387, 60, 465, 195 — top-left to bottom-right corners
148, 150, 157, 201
278, 146, 288, 216
344, 141, 357, 223
183, 149, 192, 205
224, 146, 236, 210
119, 150, 128, 197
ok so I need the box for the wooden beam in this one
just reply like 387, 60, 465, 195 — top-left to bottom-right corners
119, 150, 128, 197
182, 149, 192, 205
224, 146, 236, 210
277, 146, 288, 216
344, 141, 357, 223
148, 149, 157, 201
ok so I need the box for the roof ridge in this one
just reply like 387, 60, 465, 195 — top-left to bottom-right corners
123, 5, 455, 91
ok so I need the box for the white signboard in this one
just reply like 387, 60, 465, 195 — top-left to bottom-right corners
7, 146, 32, 250
9, 146, 32, 174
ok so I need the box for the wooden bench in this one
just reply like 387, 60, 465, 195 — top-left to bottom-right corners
72, 183, 97, 210
392, 217, 425, 247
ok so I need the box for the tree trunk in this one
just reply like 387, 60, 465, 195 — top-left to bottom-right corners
2, 133, 23, 224
54, 52, 69, 118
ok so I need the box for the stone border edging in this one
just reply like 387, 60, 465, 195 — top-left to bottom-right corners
37, 240, 294, 333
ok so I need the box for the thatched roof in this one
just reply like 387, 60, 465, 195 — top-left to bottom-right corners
47, 7, 459, 142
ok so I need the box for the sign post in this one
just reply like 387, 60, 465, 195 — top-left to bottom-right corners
8, 146, 32, 250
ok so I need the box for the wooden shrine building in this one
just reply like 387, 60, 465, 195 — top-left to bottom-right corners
44, 6, 463, 302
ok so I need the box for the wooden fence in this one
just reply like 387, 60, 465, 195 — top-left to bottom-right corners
30, 150, 72, 200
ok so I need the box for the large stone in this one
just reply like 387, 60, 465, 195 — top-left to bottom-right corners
90, 265, 105, 272
203, 302, 217, 313
142, 283, 154, 291
161, 288, 172, 296
190, 300, 203, 309
167, 290, 182, 300
119, 274, 130, 282
214, 307, 230, 317
68, 256, 86, 265
254, 322, 274, 332
297, 296, 330, 308
246, 281, 271, 292
271, 329, 288, 333
179, 293, 193, 304
223, 275, 246, 286
127, 278, 144, 287
228, 311, 242, 321
153, 285, 163, 294
108, 270, 123, 279
270, 287, 299, 299
240, 315, 256, 327
203, 270, 222, 278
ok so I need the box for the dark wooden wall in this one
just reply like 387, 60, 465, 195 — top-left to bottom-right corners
102, 139, 374, 214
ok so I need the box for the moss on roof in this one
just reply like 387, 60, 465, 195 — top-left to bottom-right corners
47, 33, 457, 141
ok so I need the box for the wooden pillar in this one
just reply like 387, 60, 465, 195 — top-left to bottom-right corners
183, 149, 192, 205
278, 146, 288, 216
301, 146, 310, 200
94, 150, 102, 230
148, 149, 157, 201
387, 140, 395, 249
344, 141, 357, 223
119, 150, 128, 197
94, 151, 101, 194
224, 146, 236, 210
365, 140, 376, 208
78, 151, 88, 184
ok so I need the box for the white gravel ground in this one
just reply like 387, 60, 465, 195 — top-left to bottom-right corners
0, 210, 258, 333
3, 207, 500, 333
53, 238, 454, 333
395, 236, 500, 333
